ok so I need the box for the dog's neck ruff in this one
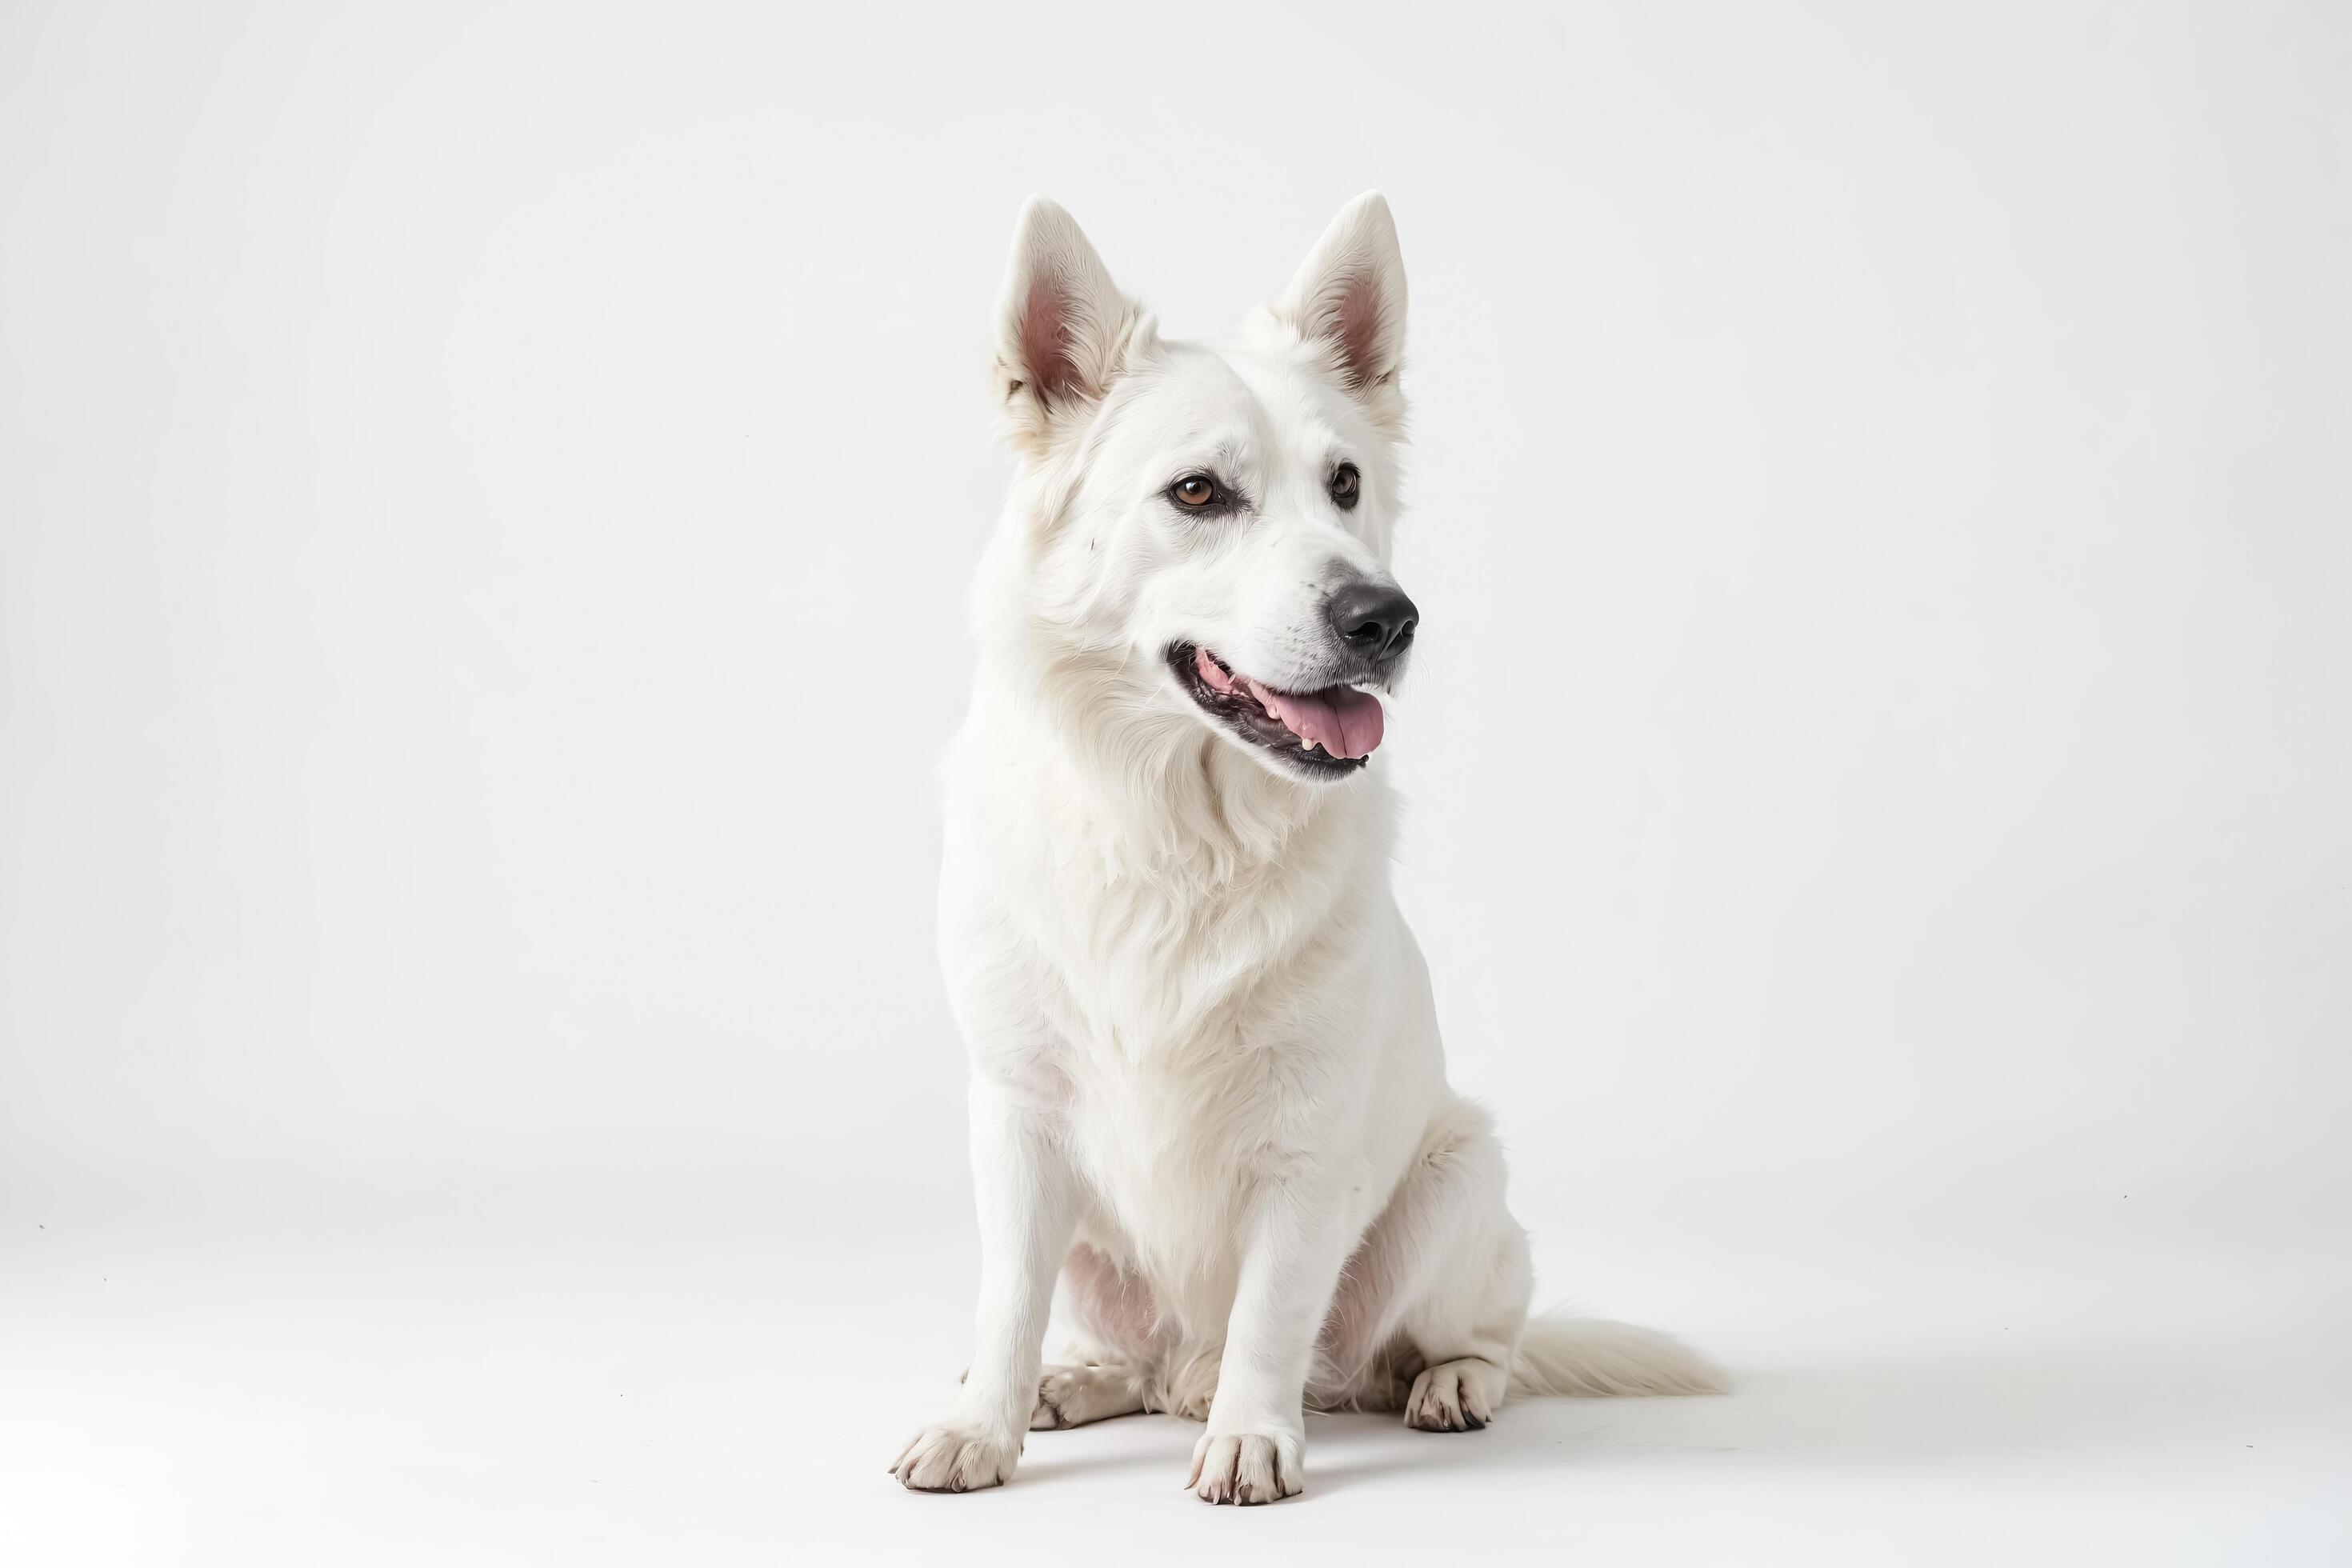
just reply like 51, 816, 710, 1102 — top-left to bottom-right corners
982, 630, 1377, 890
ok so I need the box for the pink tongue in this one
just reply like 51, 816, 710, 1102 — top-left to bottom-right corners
1244, 677, 1386, 760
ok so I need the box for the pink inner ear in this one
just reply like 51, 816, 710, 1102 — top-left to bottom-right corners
1330, 271, 1387, 389
1020, 274, 1082, 409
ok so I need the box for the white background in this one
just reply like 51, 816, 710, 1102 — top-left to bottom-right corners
3, 2, 2346, 1563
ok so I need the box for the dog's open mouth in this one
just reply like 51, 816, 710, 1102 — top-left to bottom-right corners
1168, 644, 1384, 774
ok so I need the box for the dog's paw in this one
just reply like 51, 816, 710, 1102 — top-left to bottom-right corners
1403, 1357, 1503, 1433
1185, 1429, 1303, 1505
1031, 1366, 1084, 1430
1031, 1363, 1143, 1430
890, 1423, 1020, 1493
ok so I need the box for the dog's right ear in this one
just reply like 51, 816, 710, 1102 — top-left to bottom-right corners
993, 198, 1144, 457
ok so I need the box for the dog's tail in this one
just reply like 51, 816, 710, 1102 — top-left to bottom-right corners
1509, 1316, 1728, 1398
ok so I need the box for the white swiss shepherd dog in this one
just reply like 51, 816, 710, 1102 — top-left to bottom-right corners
893, 193, 1723, 1506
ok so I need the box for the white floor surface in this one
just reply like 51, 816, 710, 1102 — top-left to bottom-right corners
7, 1207, 2346, 1566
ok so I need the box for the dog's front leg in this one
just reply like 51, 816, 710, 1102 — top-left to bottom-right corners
1188, 1178, 1354, 1505
890, 1080, 1075, 1494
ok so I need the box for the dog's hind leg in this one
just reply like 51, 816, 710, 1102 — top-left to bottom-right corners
1322, 1098, 1532, 1433
1396, 1108, 1530, 1433
1031, 1242, 1162, 1428
1031, 1363, 1150, 1429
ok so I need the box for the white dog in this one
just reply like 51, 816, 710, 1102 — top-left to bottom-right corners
892, 194, 1722, 1506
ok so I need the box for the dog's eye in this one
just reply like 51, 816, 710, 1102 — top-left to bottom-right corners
1170, 475, 1220, 509
1330, 463, 1361, 510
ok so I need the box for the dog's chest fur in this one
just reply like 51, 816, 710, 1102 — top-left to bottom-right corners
945, 726, 1393, 1299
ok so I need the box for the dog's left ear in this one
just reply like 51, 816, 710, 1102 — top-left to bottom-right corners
1276, 191, 1408, 407
993, 198, 1146, 458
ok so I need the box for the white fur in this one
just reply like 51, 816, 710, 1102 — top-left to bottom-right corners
890, 194, 1722, 1505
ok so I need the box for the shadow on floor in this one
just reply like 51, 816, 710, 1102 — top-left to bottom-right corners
1298, 1324, 2348, 1494
1008, 1323, 2349, 1500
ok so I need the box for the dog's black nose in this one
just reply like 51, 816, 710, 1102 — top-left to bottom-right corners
1327, 582, 1419, 662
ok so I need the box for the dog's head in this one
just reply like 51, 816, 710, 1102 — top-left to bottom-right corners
985, 194, 1417, 786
